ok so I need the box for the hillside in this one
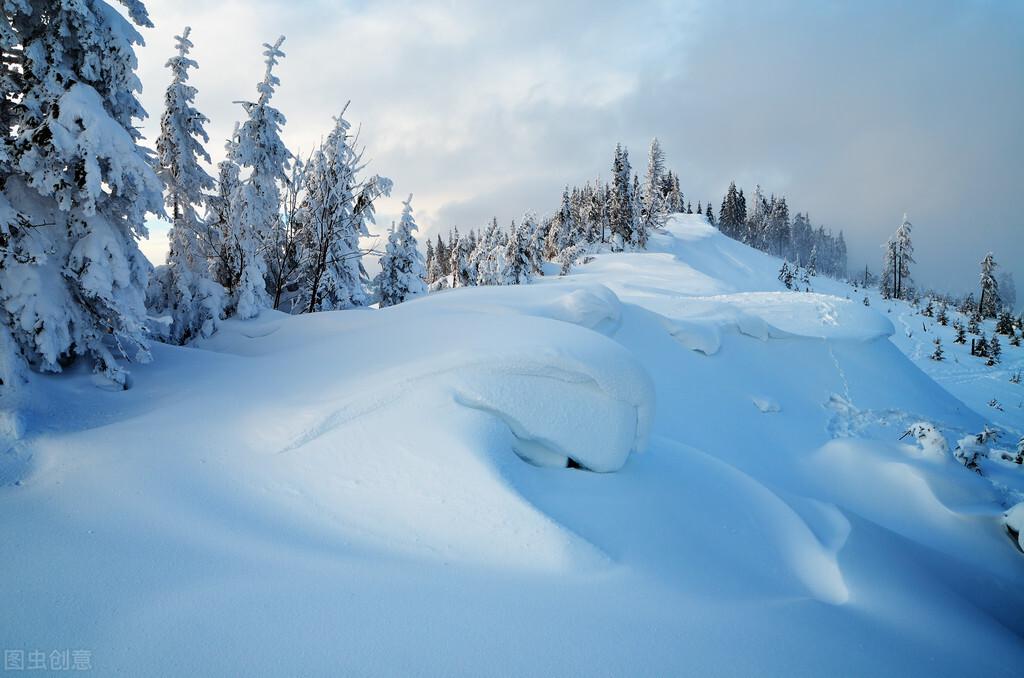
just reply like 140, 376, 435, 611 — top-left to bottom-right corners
2, 214, 1022, 676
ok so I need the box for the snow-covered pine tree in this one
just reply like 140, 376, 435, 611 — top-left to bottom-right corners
503, 220, 532, 285
1, 0, 164, 387
978, 252, 1001, 318
265, 154, 309, 310
705, 200, 715, 226
524, 212, 546, 275
744, 185, 767, 249
996, 311, 1015, 335
718, 182, 743, 237
609, 144, 636, 251
632, 174, 645, 247
435, 234, 449, 277
449, 234, 472, 288
988, 335, 1001, 366
473, 218, 505, 286
639, 138, 668, 233
931, 337, 944, 361
953, 321, 967, 344
959, 293, 977, 317
892, 214, 914, 300
376, 195, 426, 307
424, 239, 435, 283
974, 333, 989, 358
767, 196, 790, 257
545, 188, 575, 261
293, 109, 392, 313
224, 36, 292, 319
152, 27, 223, 344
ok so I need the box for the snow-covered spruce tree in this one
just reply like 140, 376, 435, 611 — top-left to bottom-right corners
996, 311, 1015, 335
639, 138, 668, 233
376, 195, 426, 308
294, 110, 391, 312
718, 182, 744, 238
449, 233, 472, 288
883, 214, 914, 300
152, 27, 223, 344
263, 154, 309, 310
931, 337, 944, 361
1, 0, 164, 387
524, 212, 546, 275
545, 188, 575, 261
978, 252, 1001, 319
206, 151, 241, 294
988, 335, 1001, 366
609, 144, 637, 251
503, 219, 532, 285
953, 321, 967, 344
424, 239, 434, 283
631, 174, 645, 246
744, 185, 768, 249
228, 36, 291, 319
767, 196, 790, 257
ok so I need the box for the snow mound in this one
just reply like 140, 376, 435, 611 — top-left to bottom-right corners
752, 396, 781, 413
413, 282, 623, 335
1004, 503, 1024, 553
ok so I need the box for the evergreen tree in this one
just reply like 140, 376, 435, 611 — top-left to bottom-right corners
719, 182, 743, 237
150, 27, 223, 344
953, 321, 967, 344
523, 212, 546, 275
996, 311, 1015, 335
988, 335, 1001, 366
293, 110, 391, 313
227, 36, 291, 319
424, 238, 435, 283
639, 138, 668, 234
705, 201, 715, 226
959, 293, 977, 316
473, 218, 505, 286
545, 188, 575, 260
881, 214, 914, 300
449, 234, 472, 287
0, 0, 164, 387
609, 144, 638, 250
376, 195, 426, 307
503, 220, 532, 285
975, 333, 989, 357
435, 234, 449, 277
937, 304, 949, 326
930, 337, 944, 361
744, 185, 768, 248
767, 196, 790, 257
978, 252, 1001, 318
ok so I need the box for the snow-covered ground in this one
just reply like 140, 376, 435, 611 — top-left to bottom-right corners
3, 215, 1022, 676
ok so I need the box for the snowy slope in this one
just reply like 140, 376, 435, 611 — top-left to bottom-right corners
2, 215, 1022, 676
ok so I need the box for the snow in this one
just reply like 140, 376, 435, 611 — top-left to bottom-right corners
3, 214, 1023, 675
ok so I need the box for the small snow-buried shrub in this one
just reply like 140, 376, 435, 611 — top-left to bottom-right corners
901, 422, 949, 461
1003, 504, 1024, 554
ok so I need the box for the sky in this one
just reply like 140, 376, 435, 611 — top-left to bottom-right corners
132, 0, 1024, 300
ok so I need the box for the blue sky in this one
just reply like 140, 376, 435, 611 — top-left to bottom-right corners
135, 0, 1024, 300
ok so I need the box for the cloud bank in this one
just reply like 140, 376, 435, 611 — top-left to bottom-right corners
133, 0, 1024, 298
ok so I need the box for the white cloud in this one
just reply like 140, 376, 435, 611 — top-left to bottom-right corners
131, 0, 1023, 298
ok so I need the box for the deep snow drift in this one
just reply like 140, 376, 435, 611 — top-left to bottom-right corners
2, 215, 1022, 676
